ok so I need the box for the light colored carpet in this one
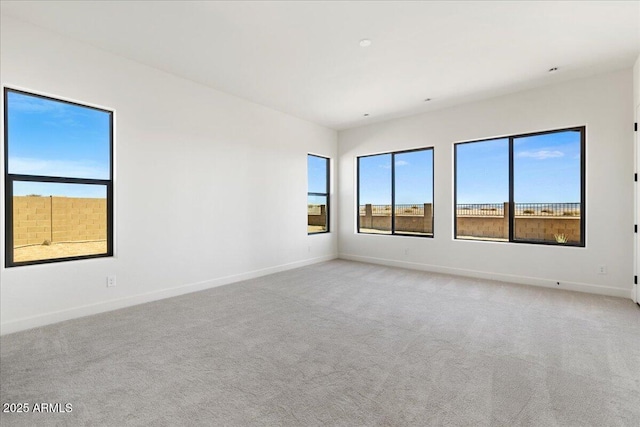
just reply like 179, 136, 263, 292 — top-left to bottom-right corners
1, 260, 639, 426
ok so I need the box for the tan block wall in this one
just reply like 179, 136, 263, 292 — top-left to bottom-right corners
358, 215, 434, 233
308, 214, 327, 226
456, 216, 580, 243
359, 203, 433, 234
360, 215, 392, 231
456, 216, 506, 239
13, 196, 107, 247
514, 217, 580, 243
13, 196, 53, 247
308, 204, 327, 227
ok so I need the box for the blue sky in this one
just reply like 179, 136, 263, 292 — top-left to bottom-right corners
513, 131, 581, 203
7, 91, 110, 198
456, 138, 508, 204
357, 130, 581, 207
456, 131, 581, 204
308, 155, 328, 194
308, 155, 329, 207
359, 150, 434, 205
11, 90, 579, 205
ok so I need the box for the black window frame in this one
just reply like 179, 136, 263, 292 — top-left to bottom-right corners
4, 87, 114, 267
307, 154, 330, 235
453, 126, 586, 247
357, 146, 435, 238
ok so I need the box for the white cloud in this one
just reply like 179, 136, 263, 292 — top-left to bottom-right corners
9, 93, 87, 127
516, 150, 564, 160
9, 94, 66, 114
379, 160, 409, 169
9, 157, 108, 179
13, 181, 106, 198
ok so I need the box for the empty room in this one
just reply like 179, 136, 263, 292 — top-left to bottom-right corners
1, 1, 639, 426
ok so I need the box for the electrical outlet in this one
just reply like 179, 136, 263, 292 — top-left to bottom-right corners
107, 276, 116, 287
597, 265, 608, 275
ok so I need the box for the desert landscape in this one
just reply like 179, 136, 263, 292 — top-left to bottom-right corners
13, 241, 107, 263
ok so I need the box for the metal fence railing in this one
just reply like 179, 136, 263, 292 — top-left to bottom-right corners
358, 204, 391, 216
512, 203, 580, 216
358, 204, 428, 216
357, 203, 581, 217
395, 204, 425, 216
456, 203, 504, 216
455, 202, 580, 217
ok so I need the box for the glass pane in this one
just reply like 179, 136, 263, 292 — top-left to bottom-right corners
455, 139, 509, 240
308, 195, 328, 233
358, 154, 392, 234
513, 130, 582, 244
6, 90, 111, 179
12, 182, 108, 263
394, 149, 433, 236
308, 155, 328, 194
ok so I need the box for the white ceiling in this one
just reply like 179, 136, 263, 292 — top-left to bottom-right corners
1, 1, 639, 130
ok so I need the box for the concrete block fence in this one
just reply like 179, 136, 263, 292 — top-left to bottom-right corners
456, 202, 580, 243
353, 202, 580, 243
13, 196, 107, 247
359, 203, 433, 234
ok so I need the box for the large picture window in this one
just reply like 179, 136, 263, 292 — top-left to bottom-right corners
308, 154, 329, 234
4, 88, 114, 266
357, 147, 434, 237
454, 127, 585, 246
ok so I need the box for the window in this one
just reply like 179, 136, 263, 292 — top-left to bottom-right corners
4, 88, 114, 266
454, 127, 585, 246
357, 147, 434, 237
308, 154, 329, 233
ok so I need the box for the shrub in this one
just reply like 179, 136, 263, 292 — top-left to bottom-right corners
554, 233, 568, 244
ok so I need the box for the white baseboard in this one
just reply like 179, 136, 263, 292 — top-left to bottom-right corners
339, 253, 633, 300
1, 254, 337, 336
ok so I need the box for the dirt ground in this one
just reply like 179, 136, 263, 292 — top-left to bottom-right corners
13, 241, 107, 263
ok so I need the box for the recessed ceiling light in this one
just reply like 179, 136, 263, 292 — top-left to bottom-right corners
548, 67, 559, 73
363, 113, 370, 117
359, 39, 372, 47
424, 98, 432, 102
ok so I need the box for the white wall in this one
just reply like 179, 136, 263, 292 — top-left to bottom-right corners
339, 69, 634, 299
0, 15, 338, 334
634, 56, 640, 108
634, 56, 640, 303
